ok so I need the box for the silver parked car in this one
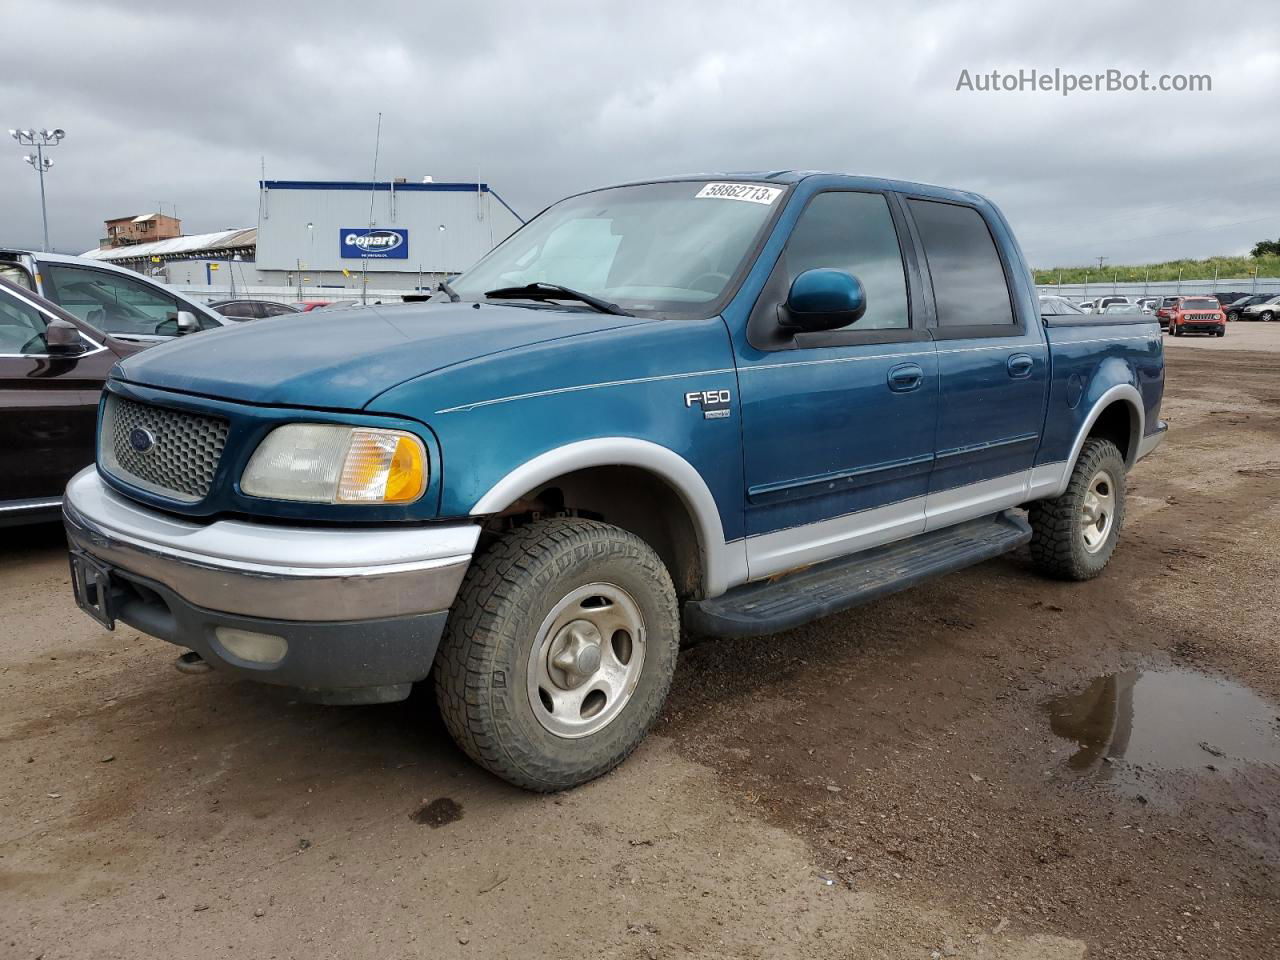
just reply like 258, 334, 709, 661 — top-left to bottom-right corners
1239, 295, 1280, 322
0, 250, 228, 344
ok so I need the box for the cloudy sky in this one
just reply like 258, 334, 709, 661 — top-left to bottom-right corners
4, 0, 1278, 269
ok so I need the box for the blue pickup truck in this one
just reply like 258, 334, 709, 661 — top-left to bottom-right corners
64, 172, 1165, 790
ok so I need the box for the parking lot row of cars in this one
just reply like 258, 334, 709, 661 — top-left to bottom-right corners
1041, 291, 1280, 338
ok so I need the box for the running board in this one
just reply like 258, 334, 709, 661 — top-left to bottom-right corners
684, 510, 1031, 639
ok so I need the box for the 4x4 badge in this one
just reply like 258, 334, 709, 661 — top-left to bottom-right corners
685, 389, 731, 420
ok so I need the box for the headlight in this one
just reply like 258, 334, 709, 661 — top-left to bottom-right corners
241, 424, 427, 504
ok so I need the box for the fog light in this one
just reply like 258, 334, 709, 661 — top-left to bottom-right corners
214, 627, 288, 665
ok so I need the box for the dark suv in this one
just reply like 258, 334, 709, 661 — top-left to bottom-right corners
1223, 294, 1274, 321
0, 277, 143, 525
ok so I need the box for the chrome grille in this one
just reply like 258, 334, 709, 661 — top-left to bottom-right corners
100, 394, 229, 502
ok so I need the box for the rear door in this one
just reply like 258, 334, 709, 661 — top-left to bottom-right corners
901, 197, 1049, 531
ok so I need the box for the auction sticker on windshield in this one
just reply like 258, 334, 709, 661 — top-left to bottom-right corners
695, 182, 783, 204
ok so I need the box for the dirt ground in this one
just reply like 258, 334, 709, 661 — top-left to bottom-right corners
2, 334, 1278, 959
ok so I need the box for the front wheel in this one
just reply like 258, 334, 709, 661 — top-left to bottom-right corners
1261, 311, 1275, 323
434, 518, 680, 791
1028, 438, 1127, 581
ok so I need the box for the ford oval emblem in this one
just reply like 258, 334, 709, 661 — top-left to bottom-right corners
346, 229, 404, 253
129, 426, 156, 455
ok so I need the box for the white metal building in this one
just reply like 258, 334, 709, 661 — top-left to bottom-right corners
254, 179, 524, 292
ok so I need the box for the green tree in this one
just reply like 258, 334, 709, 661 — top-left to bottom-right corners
1252, 239, 1280, 258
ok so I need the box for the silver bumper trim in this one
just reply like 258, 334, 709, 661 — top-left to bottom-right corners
63, 468, 478, 622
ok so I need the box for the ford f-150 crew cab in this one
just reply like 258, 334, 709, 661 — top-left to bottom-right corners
63, 172, 1166, 791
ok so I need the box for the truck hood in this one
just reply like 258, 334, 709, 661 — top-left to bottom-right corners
114, 301, 657, 410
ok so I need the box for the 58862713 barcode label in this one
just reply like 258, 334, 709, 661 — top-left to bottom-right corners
694, 182, 783, 204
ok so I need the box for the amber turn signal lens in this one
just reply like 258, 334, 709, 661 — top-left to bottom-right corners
338, 430, 427, 503
384, 435, 427, 503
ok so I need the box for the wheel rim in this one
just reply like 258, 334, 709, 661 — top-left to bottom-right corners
527, 582, 646, 739
1080, 469, 1116, 554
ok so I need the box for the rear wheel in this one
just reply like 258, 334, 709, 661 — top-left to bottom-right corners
1029, 438, 1127, 581
434, 518, 680, 791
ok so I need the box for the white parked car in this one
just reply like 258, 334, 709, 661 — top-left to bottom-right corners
0, 249, 228, 344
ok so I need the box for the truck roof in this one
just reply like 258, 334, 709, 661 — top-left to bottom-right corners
607, 171, 990, 206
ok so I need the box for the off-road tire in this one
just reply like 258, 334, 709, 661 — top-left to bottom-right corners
1028, 438, 1127, 581
434, 518, 679, 791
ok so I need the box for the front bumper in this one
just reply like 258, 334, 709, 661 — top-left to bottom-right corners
63, 468, 479, 700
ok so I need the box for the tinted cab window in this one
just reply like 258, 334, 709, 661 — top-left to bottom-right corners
907, 200, 1014, 328
782, 191, 910, 331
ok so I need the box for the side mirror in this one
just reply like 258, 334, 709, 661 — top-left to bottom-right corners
779, 269, 867, 333
175, 311, 199, 335
44, 319, 86, 355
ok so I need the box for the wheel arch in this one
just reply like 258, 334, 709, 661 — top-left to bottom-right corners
1067, 383, 1145, 472
470, 438, 745, 599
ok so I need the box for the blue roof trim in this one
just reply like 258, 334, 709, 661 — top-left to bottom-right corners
261, 180, 492, 192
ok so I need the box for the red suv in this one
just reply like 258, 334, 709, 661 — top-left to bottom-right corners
1169, 296, 1226, 338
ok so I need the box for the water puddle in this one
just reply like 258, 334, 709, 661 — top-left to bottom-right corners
1044, 669, 1280, 794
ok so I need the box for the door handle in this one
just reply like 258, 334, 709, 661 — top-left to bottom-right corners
887, 362, 924, 393
1007, 353, 1034, 379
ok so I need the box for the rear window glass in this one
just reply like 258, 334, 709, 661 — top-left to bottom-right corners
908, 200, 1014, 327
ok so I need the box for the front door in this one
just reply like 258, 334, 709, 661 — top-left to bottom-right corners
735, 189, 938, 580
0, 288, 113, 508
901, 197, 1049, 530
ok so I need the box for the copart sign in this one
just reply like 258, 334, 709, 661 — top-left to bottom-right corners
340, 228, 409, 259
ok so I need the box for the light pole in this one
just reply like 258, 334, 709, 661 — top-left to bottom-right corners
10, 128, 65, 251
438, 224, 447, 284
306, 222, 315, 290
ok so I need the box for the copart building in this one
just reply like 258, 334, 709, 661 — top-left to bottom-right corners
83, 179, 524, 299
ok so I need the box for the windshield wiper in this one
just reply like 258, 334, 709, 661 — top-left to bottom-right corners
483, 282, 630, 316
437, 278, 460, 303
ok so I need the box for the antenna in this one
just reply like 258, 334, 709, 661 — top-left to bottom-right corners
367, 112, 382, 229
362, 112, 383, 304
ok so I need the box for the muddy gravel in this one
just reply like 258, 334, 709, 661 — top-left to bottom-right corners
2, 337, 1278, 959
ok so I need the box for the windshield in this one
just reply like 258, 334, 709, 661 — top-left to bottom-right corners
1181, 299, 1218, 309
449, 180, 787, 314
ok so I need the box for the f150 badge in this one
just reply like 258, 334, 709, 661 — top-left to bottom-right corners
685, 389, 731, 420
